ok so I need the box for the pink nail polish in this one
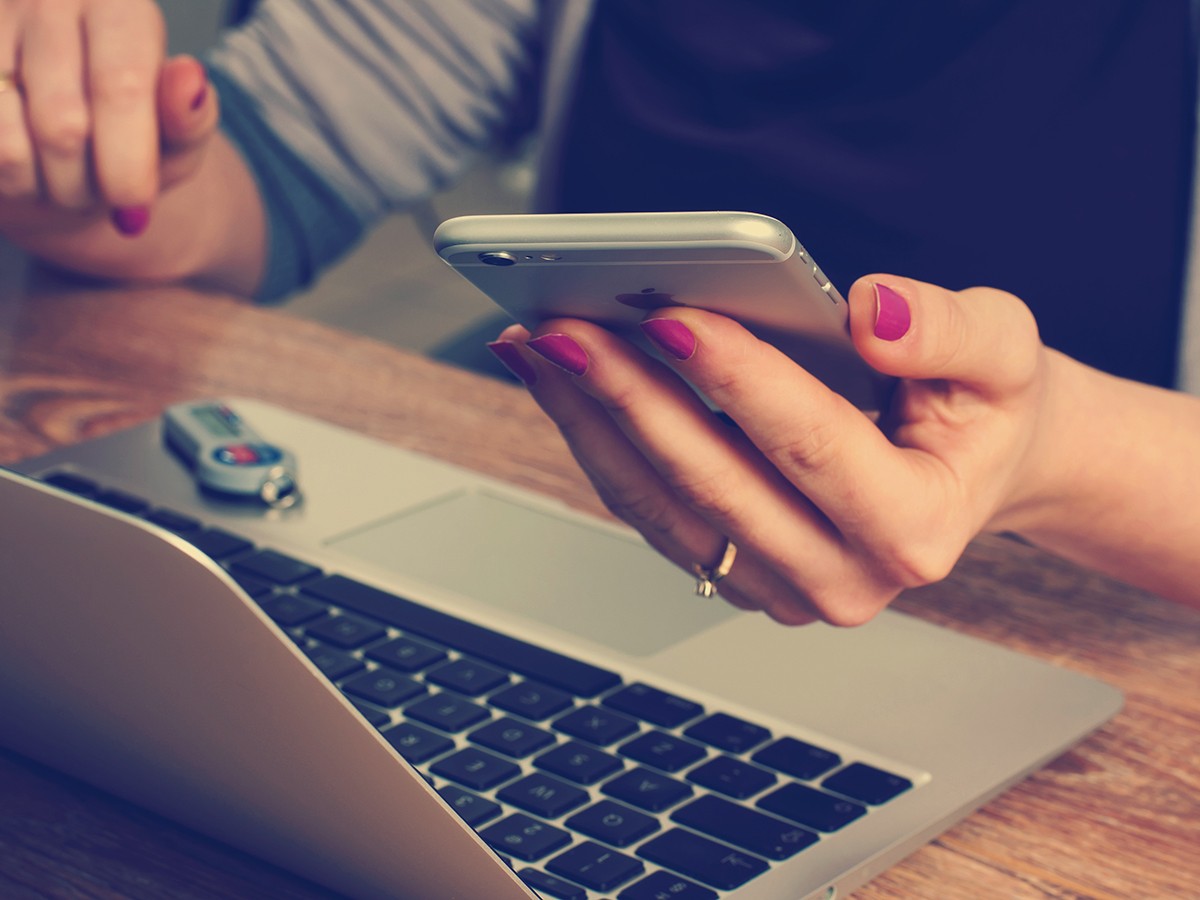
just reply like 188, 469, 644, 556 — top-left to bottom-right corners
873, 283, 911, 341
486, 340, 538, 386
190, 83, 209, 111
527, 333, 589, 376
111, 206, 151, 237
640, 318, 696, 360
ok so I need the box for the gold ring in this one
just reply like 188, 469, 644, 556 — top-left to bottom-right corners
693, 539, 737, 597
0, 71, 19, 95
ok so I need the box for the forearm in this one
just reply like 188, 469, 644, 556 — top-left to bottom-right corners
1009, 350, 1200, 607
2, 134, 265, 297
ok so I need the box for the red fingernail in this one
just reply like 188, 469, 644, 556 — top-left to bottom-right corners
640, 318, 696, 360
190, 83, 209, 111
873, 283, 911, 341
486, 340, 538, 386
527, 333, 589, 376
111, 206, 151, 237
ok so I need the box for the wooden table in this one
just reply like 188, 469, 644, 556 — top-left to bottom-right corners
1, 256, 1198, 899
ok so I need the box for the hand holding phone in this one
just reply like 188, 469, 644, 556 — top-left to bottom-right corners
434, 211, 890, 409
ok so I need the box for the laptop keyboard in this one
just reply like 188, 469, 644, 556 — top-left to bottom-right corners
42, 471, 915, 899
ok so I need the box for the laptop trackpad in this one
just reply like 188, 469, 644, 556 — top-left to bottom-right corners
327, 490, 736, 657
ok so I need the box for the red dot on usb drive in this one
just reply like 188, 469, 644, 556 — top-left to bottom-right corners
217, 444, 261, 465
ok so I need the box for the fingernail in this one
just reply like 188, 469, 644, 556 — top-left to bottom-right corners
640, 317, 696, 360
190, 83, 209, 111
526, 333, 589, 376
873, 283, 911, 341
486, 340, 538, 386
111, 206, 151, 237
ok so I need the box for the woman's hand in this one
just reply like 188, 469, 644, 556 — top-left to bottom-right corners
488, 276, 1061, 626
0, 0, 218, 239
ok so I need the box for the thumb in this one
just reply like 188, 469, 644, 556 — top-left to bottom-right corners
848, 275, 1043, 396
157, 56, 220, 182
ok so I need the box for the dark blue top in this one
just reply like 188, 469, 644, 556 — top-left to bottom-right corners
551, 1, 1196, 386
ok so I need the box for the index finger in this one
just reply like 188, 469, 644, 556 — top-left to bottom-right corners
83, 0, 165, 210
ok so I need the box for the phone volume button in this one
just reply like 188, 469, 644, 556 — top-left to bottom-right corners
811, 266, 840, 304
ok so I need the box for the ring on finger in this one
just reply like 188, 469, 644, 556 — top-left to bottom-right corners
693, 539, 737, 597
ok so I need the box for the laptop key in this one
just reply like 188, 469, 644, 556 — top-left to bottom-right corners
233, 548, 321, 585
41, 471, 98, 496
601, 767, 693, 813
685, 756, 776, 800
602, 682, 704, 728
535, 741, 624, 785
683, 713, 771, 754
304, 614, 387, 649
617, 870, 717, 900
302, 644, 364, 681
497, 773, 590, 818
382, 721, 454, 764
618, 731, 707, 773
554, 706, 639, 746
565, 799, 659, 848
469, 717, 555, 758
349, 700, 391, 729
438, 784, 502, 828
93, 488, 150, 515
519, 869, 587, 900
229, 570, 275, 598
186, 527, 252, 560
822, 762, 912, 805
756, 783, 866, 832
431, 746, 521, 790
142, 507, 201, 533
671, 795, 818, 860
489, 681, 574, 720
406, 692, 490, 732
479, 814, 572, 862
258, 593, 328, 627
751, 736, 841, 780
426, 657, 510, 696
341, 668, 425, 708
637, 829, 768, 891
547, 841, 644, 892
300, 574, 621, 696
365, 636, 446, 673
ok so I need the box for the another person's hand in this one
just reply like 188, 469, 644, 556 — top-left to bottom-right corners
0, 0, 218, 240
489, 276, 1063, 626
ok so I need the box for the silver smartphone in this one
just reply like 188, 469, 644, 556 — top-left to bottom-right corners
434, 210, 889, 409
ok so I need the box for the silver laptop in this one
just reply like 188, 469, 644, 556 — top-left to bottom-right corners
0, 398, 1122, 900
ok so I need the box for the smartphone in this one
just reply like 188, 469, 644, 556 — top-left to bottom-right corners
434, 210, 890, 409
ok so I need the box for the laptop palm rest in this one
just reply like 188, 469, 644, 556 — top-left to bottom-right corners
327, 489, 736, 657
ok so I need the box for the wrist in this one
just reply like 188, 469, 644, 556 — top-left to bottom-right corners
985, 347, 1098, 539
988, 349, 1200, 603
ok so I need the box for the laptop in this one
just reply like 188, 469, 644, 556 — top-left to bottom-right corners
0, 397, 1122, 900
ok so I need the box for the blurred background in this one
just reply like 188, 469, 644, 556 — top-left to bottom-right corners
159, 0, 529, 375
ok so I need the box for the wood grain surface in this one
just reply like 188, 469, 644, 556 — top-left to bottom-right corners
1, 263, 1197, 899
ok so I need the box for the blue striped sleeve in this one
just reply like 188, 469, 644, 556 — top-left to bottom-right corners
206, 65, 367, 302
207, 0, 542, 222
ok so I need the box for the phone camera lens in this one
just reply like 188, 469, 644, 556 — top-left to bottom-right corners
478, 252, 517, 267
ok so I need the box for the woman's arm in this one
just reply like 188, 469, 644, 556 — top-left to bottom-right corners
1, 0, 546, 299
1002, 350, 1200, 605
488, 276, 1200, 624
